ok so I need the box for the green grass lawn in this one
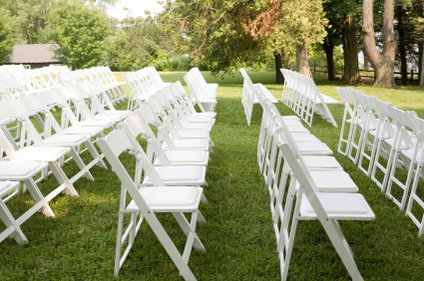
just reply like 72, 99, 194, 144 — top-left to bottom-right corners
1, 71, 424, 280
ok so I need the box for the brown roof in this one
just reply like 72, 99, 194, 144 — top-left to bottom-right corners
7, 44, 61, 64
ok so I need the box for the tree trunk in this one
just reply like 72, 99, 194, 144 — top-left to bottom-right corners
362, 0, 396, 88
274, 52, 284, 84
341, 15, 360, 85
397, 6, 408, 85
363, 46, 370, 71
296, 41, 311, 77
24, 21, 32, 44
323, 36, 336, 81
420, 43, 423, 87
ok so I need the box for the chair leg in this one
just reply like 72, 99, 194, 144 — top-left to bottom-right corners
47, 161, 79, 197
321, 219, 364, 281
68, 147, 95, 182
23, 178, 55, 217
0, 200, 28, 245
85, 140, 107, 169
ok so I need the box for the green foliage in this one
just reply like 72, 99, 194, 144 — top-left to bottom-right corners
105, 14, 189, 71
48, 0, 111, 69
0, 7, 15, 64
171, 0, 269, 73
309, 44, 344, 69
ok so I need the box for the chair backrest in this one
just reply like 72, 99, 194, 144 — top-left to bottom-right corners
119, 111, 171, 166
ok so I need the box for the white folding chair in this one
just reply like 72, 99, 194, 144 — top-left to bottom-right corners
97, 128, 206, 279
405, 113, 424, 235
385, 108, 419, 210
277, 137, 375, 280
0, 161, 59, 245
370, 102, 401, 191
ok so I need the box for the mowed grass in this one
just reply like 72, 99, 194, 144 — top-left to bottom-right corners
0, 70, 423, 280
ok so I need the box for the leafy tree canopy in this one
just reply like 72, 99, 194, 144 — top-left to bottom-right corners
48, 0, 111, 69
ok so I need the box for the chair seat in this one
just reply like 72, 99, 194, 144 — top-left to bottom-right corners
16, 147, 71, 161
176, 130, 210, 140
0, 181, 20, 198
302, 156, 342, 169
43, 134, 89, 146
400, 145, 424, 161
0, 162, 48, 180
180, 122, 212, 132
161, 139, 209, 151
125, 186, 203, 212
300, 193, 375, 220
154, 151, 209, 166
309, 170, 358, 192
79, 119, 114, 128
62, 126, 104, 136
142, 166, 206, 186
296, 142, 333, 155
185, 116, 215, 124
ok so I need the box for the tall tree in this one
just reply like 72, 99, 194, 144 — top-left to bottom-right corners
172, 0, 268, 74
324, 0, 361, 85
322, 25, 342, 81
243, 0, 327, 79
48, 0, 111, 69
0, 8, 15, 64
362, 0, 397, 88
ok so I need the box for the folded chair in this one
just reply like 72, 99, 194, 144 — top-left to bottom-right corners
277, 135, 375, 280
97, 128, 206, 279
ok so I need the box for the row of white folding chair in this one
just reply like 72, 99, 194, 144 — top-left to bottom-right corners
183, 69, 217, 113
124, 67, 169, 110
0, 98, 82, 244
97, 125, 206, 280
0, 76, 212, 245
0, 65, 26, 73
280, 69, 338, 127
274, 129, 375, 280
239, 68, 278, 126
337, 87, 424, 235
89, 66, 127, 103
258, 114, 374, 279
56, 68, 126, 105
254, 83, 377, 279
98, 89, 214, 277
